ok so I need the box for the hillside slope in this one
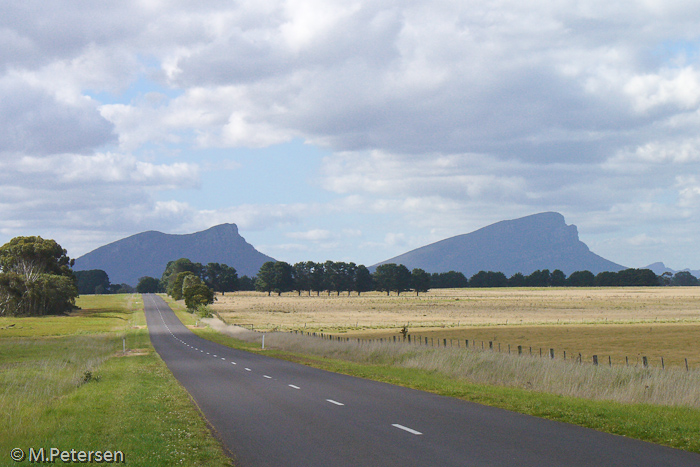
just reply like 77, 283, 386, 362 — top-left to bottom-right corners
374, 212, 625, 277
73, 224, 275, 285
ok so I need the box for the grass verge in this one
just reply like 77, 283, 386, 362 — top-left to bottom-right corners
186, 323, 700, 454
1, 294, 233, 466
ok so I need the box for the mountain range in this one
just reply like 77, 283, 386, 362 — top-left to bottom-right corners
75, 212, 675, 287
373, 212, 626, 277
73, 224, 275, 286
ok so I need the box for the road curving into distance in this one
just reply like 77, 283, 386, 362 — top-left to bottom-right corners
143, 294, 700, 467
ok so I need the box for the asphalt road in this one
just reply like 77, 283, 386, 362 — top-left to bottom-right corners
143, 294, 700, 467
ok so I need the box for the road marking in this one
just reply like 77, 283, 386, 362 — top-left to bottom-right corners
392, 424, 422, 435
288, 384, 300, 390
231, 362, 237, 365
326, 399, 344, 406
213, 355, 217, 357
263, 375, 272, 379
245, 368, 252, 371
221, 358, 226, 360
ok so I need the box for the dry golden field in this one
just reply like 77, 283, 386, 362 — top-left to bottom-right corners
212, 287, 700, 368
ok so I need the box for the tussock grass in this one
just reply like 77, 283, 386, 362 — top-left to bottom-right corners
221, 324, 700, 408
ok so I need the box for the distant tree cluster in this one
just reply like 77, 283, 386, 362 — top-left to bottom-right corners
73, 269, 135, 295
160, 258, 239, 310
460, 268, 660, 288
251, 261, 433, 296
659, 270, 700, 286
0, 237, 78, 316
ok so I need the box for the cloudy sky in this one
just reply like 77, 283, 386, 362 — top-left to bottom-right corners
2, 1, 700, 270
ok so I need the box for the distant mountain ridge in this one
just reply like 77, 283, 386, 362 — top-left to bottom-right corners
374, 212, 626, 277
73, 224, 275, 286
644, 262, 700, 278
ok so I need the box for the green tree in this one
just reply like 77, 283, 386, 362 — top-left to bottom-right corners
309, 262, 325, 296
0, 237, 77, 316
204, 263, 238, 295
525, 269, 551, 287
353, 265, 374, 296
411, 268, 431, 296
238, 275, 256, 291
292, 262, 312, 296
373, 263, 412, 296
73, 269, 110, 295
550, 269, 566, 286
430, 271, 469, 288
255, 261, 276, 296
171, 271, 196, 300
183, 283, 215, 311
566, 270, 595, 287
469, 271, 508, 288
508, 272, 526, 287
672, 271, 699, 286
255, 261, 294, 296
115, 283, 136, 293
136, 276, 161, 293
161, 258, 203, 295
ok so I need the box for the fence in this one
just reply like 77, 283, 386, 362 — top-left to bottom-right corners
286, 330, 693, 371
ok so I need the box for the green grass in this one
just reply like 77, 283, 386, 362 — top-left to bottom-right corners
0, 294, 234, 467
186, 325, 700, 454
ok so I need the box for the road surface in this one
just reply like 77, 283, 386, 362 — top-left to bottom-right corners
143, 294, 700, 467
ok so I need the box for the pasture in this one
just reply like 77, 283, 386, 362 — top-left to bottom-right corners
212, 287, 700, 368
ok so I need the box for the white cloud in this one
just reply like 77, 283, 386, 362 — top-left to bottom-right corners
3, 0, 700, 268
286, 229, 334, 241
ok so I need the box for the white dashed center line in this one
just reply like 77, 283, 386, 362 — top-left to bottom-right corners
326, 399, 344, 406
231, 362, 237, 365
288, 384, 300, 390
263, 375, 272, 379
392, 424, 422, 435
245, 368, 252, 371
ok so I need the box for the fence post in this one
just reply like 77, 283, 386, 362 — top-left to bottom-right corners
465, 339, 468, 348
661, 357, 664, 370
518, 345, 522, 355
489, 341, 493, 350
608, 356, 611, 367
563, 350, 566, 360
593, 355, 598, 365
626, 356, 628, 366
444, 338, 447, 347
686, 358, 689, 371
408, 335, 411, 344
643, 356, 648, 368
549, 348, 554, 359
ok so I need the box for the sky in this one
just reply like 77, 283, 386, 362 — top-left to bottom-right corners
2, 1, 700, 271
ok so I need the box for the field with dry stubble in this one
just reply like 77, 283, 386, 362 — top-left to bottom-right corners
212, 287, 700, 368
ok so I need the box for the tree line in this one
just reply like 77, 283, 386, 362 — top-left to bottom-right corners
247, 262, 681, 295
